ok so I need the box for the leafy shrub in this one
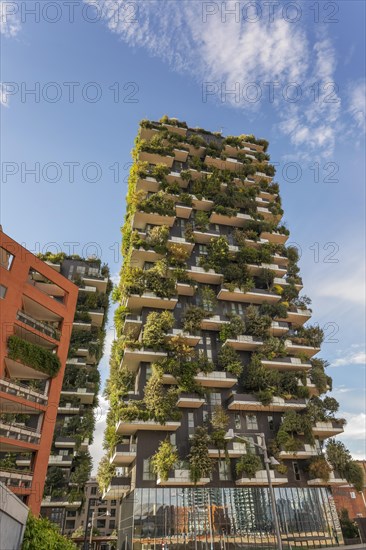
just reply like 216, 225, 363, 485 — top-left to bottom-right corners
151, 439, 178, 481
8, 335, 61, 377
236, 454, 262, 478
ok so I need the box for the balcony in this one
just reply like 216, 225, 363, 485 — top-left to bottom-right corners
41, 496, 82, 509
123, 314, 142, 335
58, 403, 80, 414
48, 454, 74, 466
176, 283, 196, 296
131, 211, 176, 230
81, 275, 109, 293
260, 231, 288, 244
54, 437, 77, 449
116, 419, 180, 435
312, 420, 345, 438
0, 421, 41, 446
162, 123, 187, 137
167, 236, 194, 254
166, 171, 188, 187
284, 339, 320, 358
194, 371, 237, 388
0, 377, 48, 406
218, 287, 280, 304
110, 443, 137, 465
177, 393, 206, 408
308, 471, 348, 487
270, 321, 290, 336
208, 441, 247, 459
257, 207, 281, 223
279, 444, 319, 460
186, 144, 206, 157
247, 263, 287, 278
139, 126, 160, 141
191, 196, 214, 211
61, 388, 95, 404
260, 357, 312, 371
254, 171, 272, 183
130, 247, 163, 268
135, 176, 160, 193
125, 293, 178, 312
72, 321, 92, 331
89, 309, 105, 328
205, 155, 244, 172
174, 148, 189, 162
157, 469, 209, 486
209, 211, 252, 228
273, 277, 303, 292
165, 329, 201, 346
120, 348, 167, 372
236, 470, 288, 486
224, 335, 263, 351
200, 315, 227, 331
192, 230, 220, 244
78, 285, 96, 293
277, 308, 312, 327
4, 357, 50, 381
187, 266, 223, 285
66, 357, 87, 366
138, 150, 174, 167
227, 393, 307, 412
175, 204, 192, 219
102, 474, 132, 500
0, 468, 33, 490
16, 310, 61, 341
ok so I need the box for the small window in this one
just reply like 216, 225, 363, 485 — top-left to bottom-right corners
91, 486, 97, 495
0, 285, 7, 299
188, 412, 195, 436
268, 415, 274, 431
146, 365, 152, 382
219, 460, 232, 481
143, 459, 155, 481
292, 461, 301, 481
0, 247, 14, 270
234, 413, 241, 430
209, 393, 221, 407
109, 520, 116, 529
111, 500, 117, 506
350, 492, 356, 499
110, 508, 116, 517
76, 266, 86, 274
65, 520, 75, 529
170, 433, 176, 446
246, 414, 258, 430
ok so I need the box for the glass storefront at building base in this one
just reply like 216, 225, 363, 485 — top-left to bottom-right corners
117, 487, 343, 549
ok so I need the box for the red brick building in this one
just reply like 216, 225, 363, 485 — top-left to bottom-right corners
0, 229, 78, 515
332, 461, 366, 519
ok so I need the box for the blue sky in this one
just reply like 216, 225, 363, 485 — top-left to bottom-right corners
1, 0, 365, 471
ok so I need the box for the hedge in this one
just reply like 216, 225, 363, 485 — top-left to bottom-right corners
7, 335, 61, 377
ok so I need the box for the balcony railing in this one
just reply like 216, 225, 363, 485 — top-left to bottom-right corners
0, 377, 48, 405
16, 310, 61, 340
0, 468, 33, 489
0, 421, 41, 444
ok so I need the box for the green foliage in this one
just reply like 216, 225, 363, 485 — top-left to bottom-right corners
144, 371, 180, 423
151, 439, 178, 481
339, 509, 360, 539
188, 427, 212, 483
182, 306, 207, 334
142, 311, 174, 349
218, 345, 243, 376
245, 305, 272, 338
138, 191, 175, 216
7, 335, 61, 377
219, 315, 245, 341
210, 405, 229, 451
326, 440, 364, 491
276, 411, 314, 450
194, 211, 210, 231
200, 236, 229, 273
22, 513, 77, 550
308, 456, 332, 481
97, 455, 116, 492
236, 454, 262, 478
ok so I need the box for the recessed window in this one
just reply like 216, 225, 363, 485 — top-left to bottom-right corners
246, 414, 258, 430
219, 460, 232, 481
0, 284, 7, 298
91, 486, 97, 495
0, 247, 14, 270
143, 459, 155, 481
350, 492, 356, 499
292, 461, 301, 481
268, 415, 274, 431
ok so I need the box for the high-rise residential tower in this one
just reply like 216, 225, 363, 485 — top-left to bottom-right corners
0, 229, 78, 515
99, 117, 362, 549
39, 254, 112, 531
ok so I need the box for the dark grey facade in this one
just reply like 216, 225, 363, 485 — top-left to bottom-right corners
101, 117, 347, 549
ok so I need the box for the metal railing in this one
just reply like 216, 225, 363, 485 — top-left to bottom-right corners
0, 377, 48, 405
16, 310, 61, 340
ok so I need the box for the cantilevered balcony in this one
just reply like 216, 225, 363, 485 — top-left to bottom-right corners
0, 421, 41, 447
224, 335, 264, 351
208, 441, 247, 459
312, 420, 345, 438
167, 236, 194, 254
273, 277, 303, 292
209, 212, 252, 228
0, 377, 48, 406
200, 315, 227, 331
218, 287, 280, 304
192, 230, 220, 244
162, 122, 187, 137
277, 308, 312, 327
308, 471, 348, 487
270, 321, 290, 336
166, 171, 188, 188
61, 388, 95, 405
125, 292, 178, 312
279, 444, 319, 460
48, 454, 74, 466
253, 171, 273, 183
139, 126, 160, 141
16, 310, 61, 341
116, 419, 180, 435
227, 393, 307, 412
41, 496, 82, 509
191, 196, 214, 211
131, 211, 176, 230
89, 309, 105, 328
130, 247, 163, 268
176, 283, 196, 296
174, 148, 189, 162
135, 176, 160, 193
54, 437, 77, 449
284, 339, 320, 358
138, 150, 174, 167
4, 357, 49, 381
110, 443, 137, 466
0, 468, 33, 490
177, 393, 206, 408
236, 470, 288, 486
58, 403, 80, 414
257, 207, 282, 223
186, 144, 206, 157
72, 321, 92, 331
81, 275, 109, 293
247, 263, 287, 278
194, 371, 237, 388
122, 314, 143, 335
165, 329, 201, 346
260, 231, 288, 244
205, 156, 244, 172
120, 348, 167, 372
157, 470, 210, 486
260, 357, 312, 371
187, 266, 223, 285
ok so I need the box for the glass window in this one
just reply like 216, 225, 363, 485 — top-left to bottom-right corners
170, 433, 176, 446
292, 461, 301, 480
76, 266, 86, 274
0, 247, 14, 270
218, 460, 232, 481
188, 412, 195, 436
143, 459, 155, 481
350, 492, 356, 499
110, 508, 116, 517
91, 486, 97, 495
111, 500, 117, 506
245, 436, 256, 454
65, 520, 75, 529
268, 415, 274, 431
209, 393, 221, 407
245, 414, 258, 430
234, 413, 241, 430
0, 285, 7, 298
198, 245, 207, 256
109, 520, 115, 529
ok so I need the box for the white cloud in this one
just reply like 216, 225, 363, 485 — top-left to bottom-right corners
332, 351, 366, 367
338, 412, 366, 442
0, 0, 21, 37
84, 0, 352, 158
347, 80, 366, 132
89, 394, 109, 475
